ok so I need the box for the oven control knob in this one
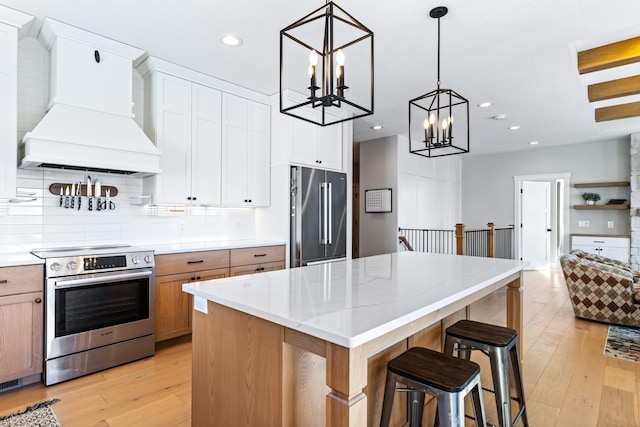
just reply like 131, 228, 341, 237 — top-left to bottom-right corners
67, 261, 77, 271
50, 262, 61, 272
144, 256, 152, 264
132, 256, 140, 265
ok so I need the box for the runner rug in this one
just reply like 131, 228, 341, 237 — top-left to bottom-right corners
0, 399, 61, 427
604, 324, 640, 362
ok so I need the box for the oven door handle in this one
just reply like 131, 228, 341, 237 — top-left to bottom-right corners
54, 270, 153, 289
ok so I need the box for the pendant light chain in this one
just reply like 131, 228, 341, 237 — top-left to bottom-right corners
437, 15, 441, 89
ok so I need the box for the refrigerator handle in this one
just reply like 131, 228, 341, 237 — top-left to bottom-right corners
327, 183, 332, 245
320, 182, 328, 245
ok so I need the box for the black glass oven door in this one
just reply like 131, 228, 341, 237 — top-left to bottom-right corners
54, 273, 150, 338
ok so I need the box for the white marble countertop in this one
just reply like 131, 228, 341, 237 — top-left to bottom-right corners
183, 252, 523, 348
0, 252, 44, 268
153, 239, 286, 255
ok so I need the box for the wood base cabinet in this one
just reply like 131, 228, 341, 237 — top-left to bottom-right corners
230, 246, 285, 277
0, 265, 43, 384
155, 251, 229, 342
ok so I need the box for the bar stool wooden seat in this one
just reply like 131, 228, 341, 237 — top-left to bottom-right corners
444, 320, 529, 427
380, 347, 487, 427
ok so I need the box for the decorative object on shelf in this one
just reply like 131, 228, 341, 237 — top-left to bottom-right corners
280, 1, 374, 126
409, 6, 470, 158
607, 199, 627, 205
582, 192, 601, 205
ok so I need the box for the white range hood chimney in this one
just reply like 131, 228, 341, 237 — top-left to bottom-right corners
20, 18, 161, 176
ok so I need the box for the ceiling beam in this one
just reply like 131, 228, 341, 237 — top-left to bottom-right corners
595, 101, 640, 122
588, 75, 640, 102
578, 36, 640, 74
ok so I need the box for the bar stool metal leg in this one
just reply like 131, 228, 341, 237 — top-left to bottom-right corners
489, 348, 511, 427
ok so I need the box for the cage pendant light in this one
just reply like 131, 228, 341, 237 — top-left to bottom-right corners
280, 1, 374, 126
409, 6, 469, 157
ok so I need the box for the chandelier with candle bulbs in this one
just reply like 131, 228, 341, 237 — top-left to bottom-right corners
280, 1, 374, 126
409, 6, 469, 157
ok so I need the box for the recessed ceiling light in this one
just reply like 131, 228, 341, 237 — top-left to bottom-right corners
509, 125, 520, 130
221, 34, 243, 46
372, 125, 383, 130
478, 102, 492, 108
529, 141, 539, 145
492, 114, 507, 120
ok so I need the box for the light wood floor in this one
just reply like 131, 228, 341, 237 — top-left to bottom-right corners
0, 269, 638, 426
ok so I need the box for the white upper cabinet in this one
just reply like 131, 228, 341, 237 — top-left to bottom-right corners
288, 111, 343, 171
0, 8, 33, 200
143, 71, 222, 205
221, 93, 270, 206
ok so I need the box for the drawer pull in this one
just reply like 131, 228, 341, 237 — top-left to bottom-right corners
256, 267, 265, 271
593, 241, 605, 243
254, 254, 267, 257
187, 260, 204, 264
0, 279, 7, 284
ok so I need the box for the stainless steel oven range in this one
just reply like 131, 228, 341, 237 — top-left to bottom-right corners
32, 245, 155, 386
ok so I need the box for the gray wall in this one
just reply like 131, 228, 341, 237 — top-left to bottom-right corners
461, 138, 631, 236
359, 136, 399, 257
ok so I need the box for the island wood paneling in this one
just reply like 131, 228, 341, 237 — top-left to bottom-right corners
191, 302, 283, 427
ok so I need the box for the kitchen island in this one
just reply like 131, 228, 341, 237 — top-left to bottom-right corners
182, 252, 524, 426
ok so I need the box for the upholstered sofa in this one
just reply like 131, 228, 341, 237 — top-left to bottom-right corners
560, 250, 640, 327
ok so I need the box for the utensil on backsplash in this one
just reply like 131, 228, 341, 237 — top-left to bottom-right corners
77, 181, 82, 211
104, 189, 115, 210
95, 179, 102, 211
70, 182, 76, 209
64, 186, 70, 208
59, 187, 63, 207
87, 176, 93, 211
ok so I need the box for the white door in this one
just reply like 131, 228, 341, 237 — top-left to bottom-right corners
522, 181, 551, 269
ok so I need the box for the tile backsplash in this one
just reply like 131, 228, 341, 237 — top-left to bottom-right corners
0, 168, 256, 253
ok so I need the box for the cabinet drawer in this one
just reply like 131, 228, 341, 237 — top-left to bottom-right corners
230, 245, 285, 267
156, 250, 230, 276
0, 265, 43, 297
230, 261, 285, 277
572, 236, 629, 248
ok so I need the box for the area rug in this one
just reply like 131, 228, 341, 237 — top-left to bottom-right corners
0, 399, 61, 427
604, 325, 640, 362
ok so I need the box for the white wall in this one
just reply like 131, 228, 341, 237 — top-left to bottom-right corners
0, 36, 257, 253
397, 136, 461, 230
461, 138, 631, 237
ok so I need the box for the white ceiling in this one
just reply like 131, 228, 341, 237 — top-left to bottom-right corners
4, 0, 640, 156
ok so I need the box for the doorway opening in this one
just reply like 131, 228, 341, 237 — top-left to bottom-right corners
514, 173, 570, 270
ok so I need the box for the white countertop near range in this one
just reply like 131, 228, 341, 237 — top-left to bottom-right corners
153, 239, 286, 255
0, 252, 44, 268
183, 251, 524, 348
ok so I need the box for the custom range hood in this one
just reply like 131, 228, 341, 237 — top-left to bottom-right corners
20, 18, 161, 176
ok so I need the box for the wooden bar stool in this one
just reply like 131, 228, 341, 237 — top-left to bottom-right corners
444, 320, 529, 427
380, 347, 487, 427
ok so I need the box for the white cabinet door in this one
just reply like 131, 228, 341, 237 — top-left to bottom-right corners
222, 93, 249, 205
222, 93, 270, 207
288, 109, 343, 171
599, 246, 629, 263
318, 122, 343, 170
247, 102, 270, 206
191, 84, 222, 205
0, 22, 17, 200
149, 73, 191, 204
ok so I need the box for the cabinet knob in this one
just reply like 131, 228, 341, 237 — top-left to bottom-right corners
187, 196, 192, 200
0, 279, 7, 284
94, 50, 100, 63
193, 197, 197, 201
35, 298, 42, 304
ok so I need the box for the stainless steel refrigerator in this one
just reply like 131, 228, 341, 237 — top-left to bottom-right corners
290, 166, 347, 266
